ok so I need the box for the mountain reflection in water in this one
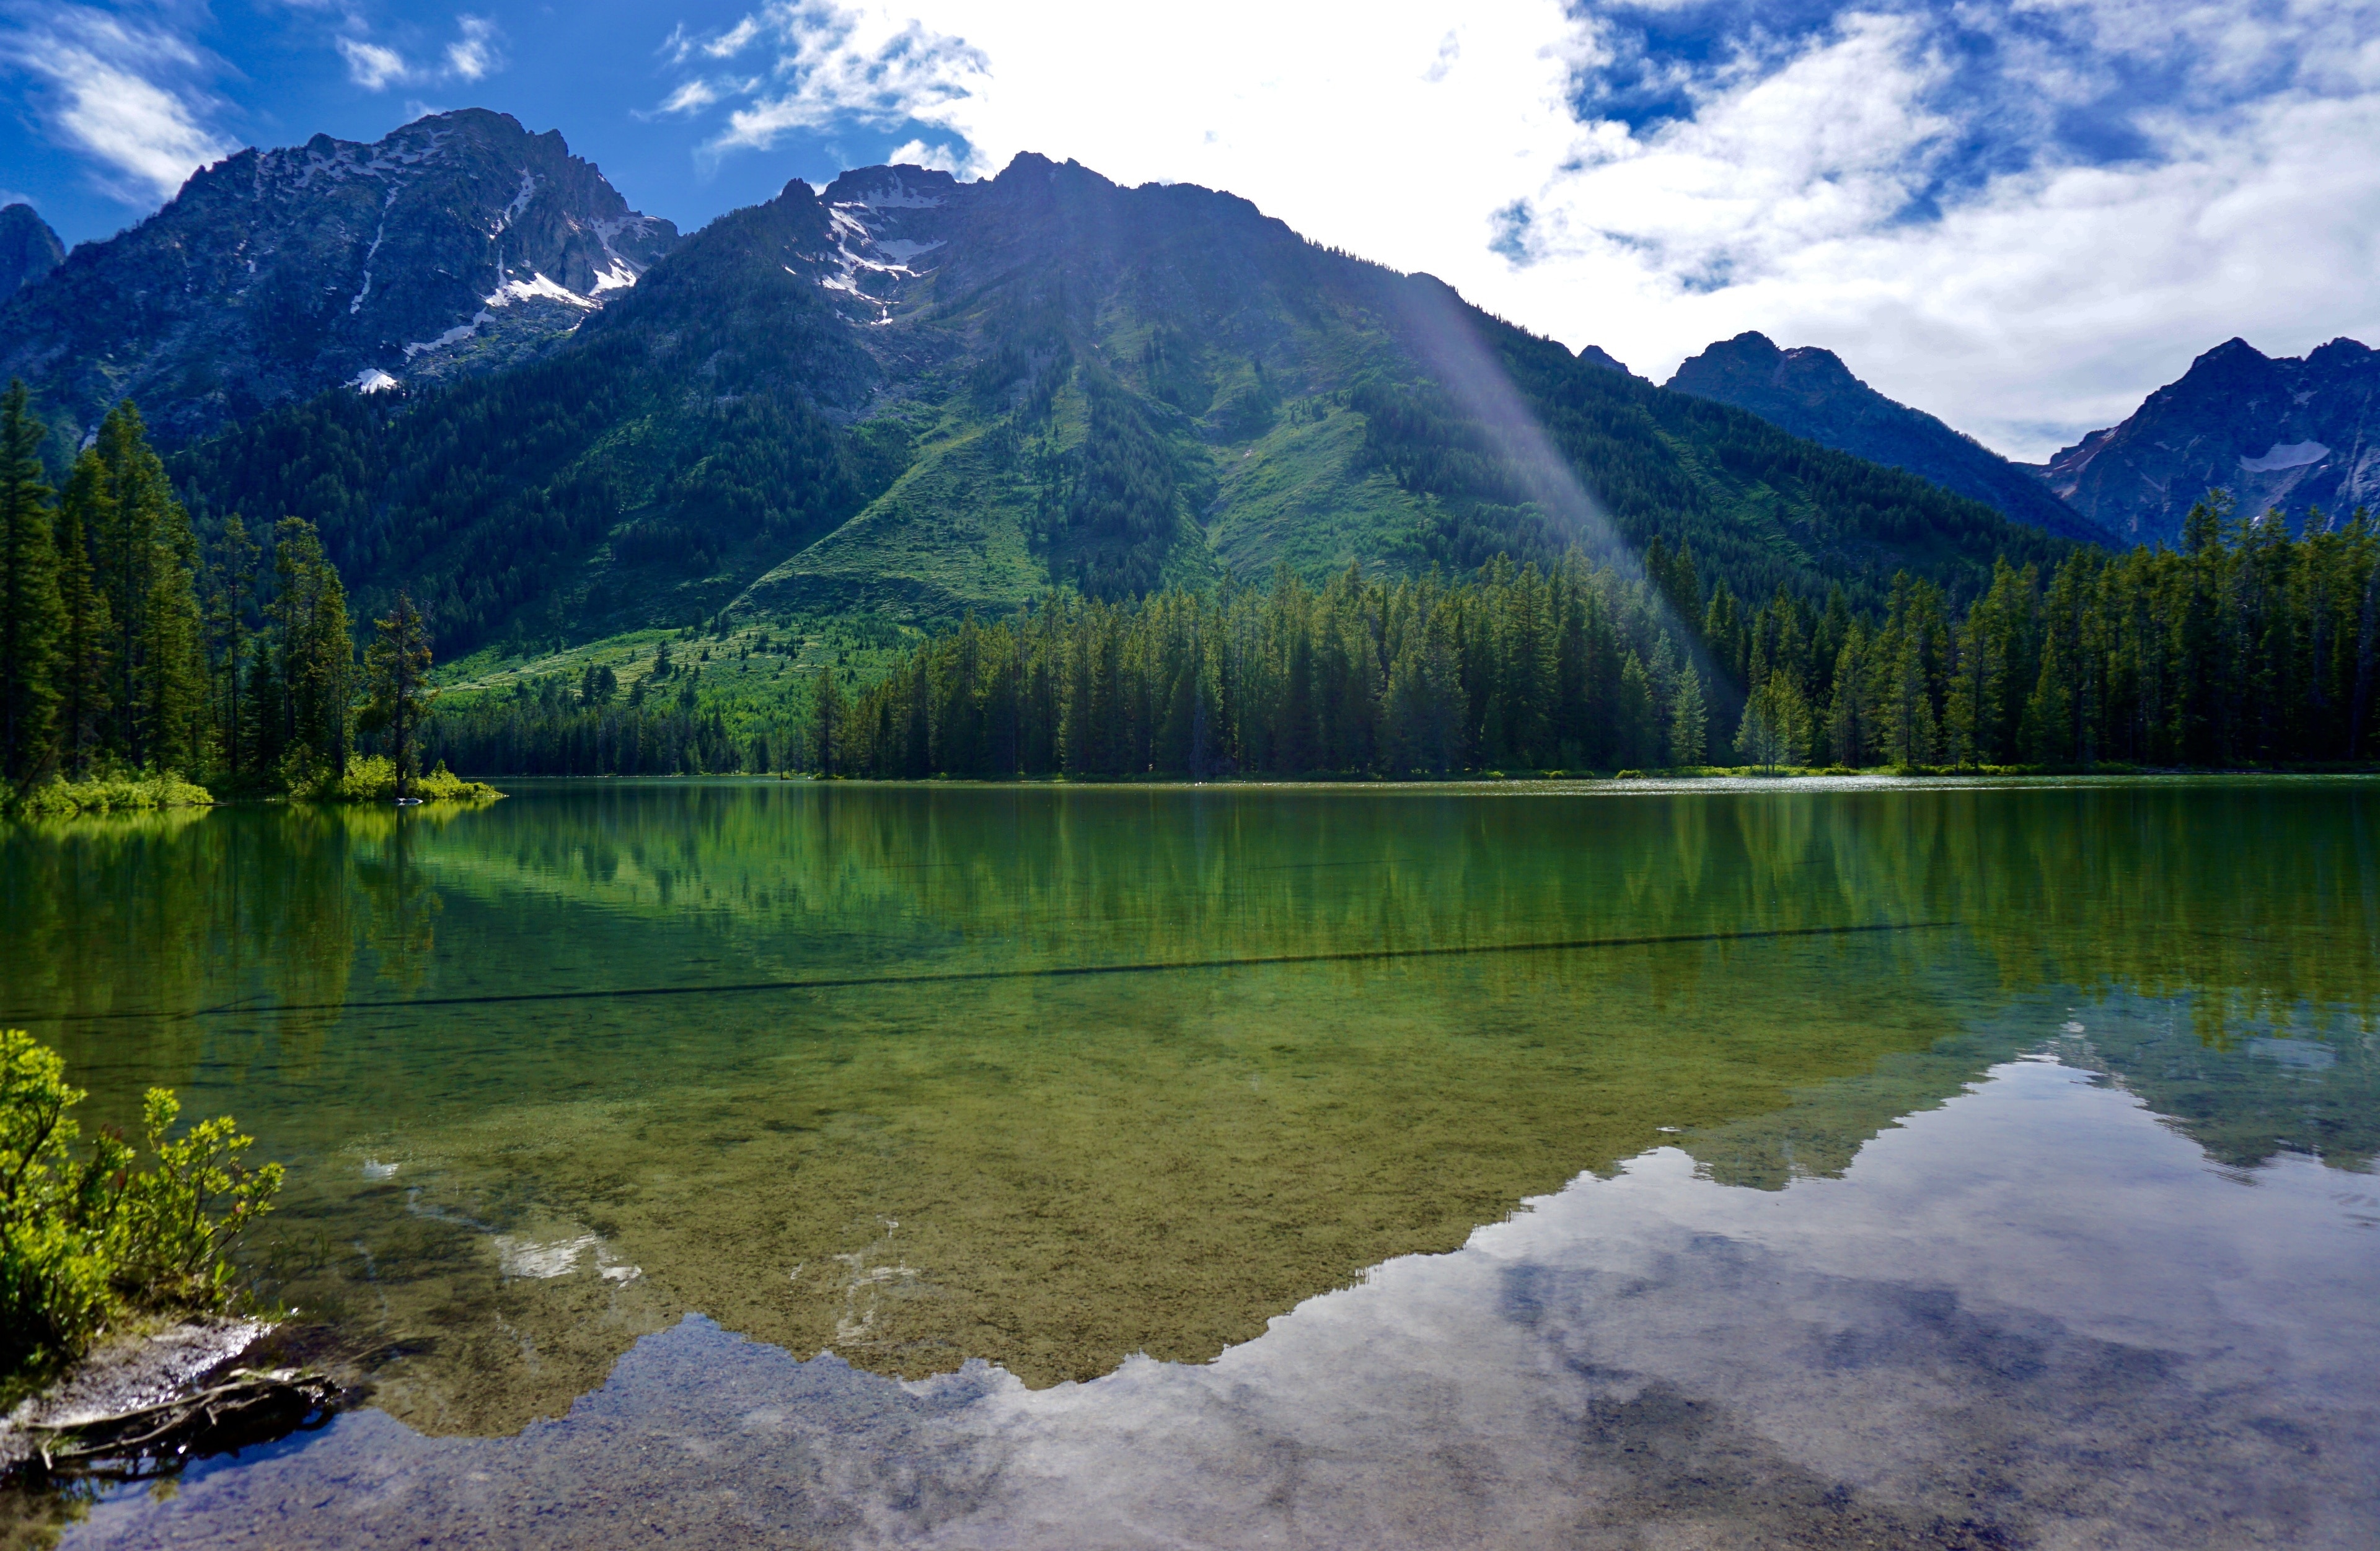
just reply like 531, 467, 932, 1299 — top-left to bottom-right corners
1, 778, 2373, 1546
65, 1052, 2380, 1549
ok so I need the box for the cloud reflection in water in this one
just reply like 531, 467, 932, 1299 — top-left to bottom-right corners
73, 1054, 2380, 1549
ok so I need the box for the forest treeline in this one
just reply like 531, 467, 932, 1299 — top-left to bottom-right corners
6, 377, 2376, 791
0, 385, 443, 804
831, 499, 2379, 779
418, 673, 796, 779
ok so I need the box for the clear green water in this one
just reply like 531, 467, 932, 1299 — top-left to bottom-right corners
4, 778, 2377, 1547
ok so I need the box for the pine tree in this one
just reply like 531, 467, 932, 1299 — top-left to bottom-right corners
1737, 671, 1809, 772
273, 518, 353, 779
812, 664, 844, 775
50, 454, 110, 778
1871, 574, 1944, 768
2352, 517, 2379, 760
1385, 599, 1463, 774
1827, 626, 1870, 767
90, 404, 161, 767
1668, 667, 1709, 768
1615, 651, 1657, 768
143, 496, 209, 776
208, 515, 261, 781
0, 382, 64, 783
362, 592, 435, 800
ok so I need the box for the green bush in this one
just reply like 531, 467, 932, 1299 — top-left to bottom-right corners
293, 755, 502, 804
6, 773, 214, 819
0, 1031, 282, 1382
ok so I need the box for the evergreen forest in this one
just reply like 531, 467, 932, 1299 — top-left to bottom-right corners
0, 384, 454, 807
827, 501, 2379, 779
2, 376, 2375, 796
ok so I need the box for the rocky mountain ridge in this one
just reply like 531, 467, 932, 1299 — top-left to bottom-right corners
175, 144, 2069, 653
0, 109, 676, 446
1665, 333, 2112, 544
0, 204, 63, 305
2030, 336, 2380, 545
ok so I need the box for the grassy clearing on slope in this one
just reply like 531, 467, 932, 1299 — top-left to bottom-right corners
741, 417, 1054, 619
430, 612, 922, 773
1207, 399, 1434, 580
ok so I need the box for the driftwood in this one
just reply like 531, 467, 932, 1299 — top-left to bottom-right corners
24, 1366, 340, 1480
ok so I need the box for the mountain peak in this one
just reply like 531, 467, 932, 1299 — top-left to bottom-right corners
0, 110, 677, 445
1667, 332, 2108, 542
2172, 336, 2277, 385
1670, 332, 1864, 398
0, 203, 64, 305
1577, 343, 1637, 378
2037, 333, 2379, 542
169, 143, 2085, 657
822, 165, 963, 208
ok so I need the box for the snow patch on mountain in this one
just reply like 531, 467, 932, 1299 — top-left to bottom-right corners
2240, 441, 2330, 472
405, 319, 486, 358
348, 188, 399, 317
484, 272, 598, 310
350, 368, 400, 393
498, 170, 539, 231
848, 176, 944, 209
818, 196, 946, 322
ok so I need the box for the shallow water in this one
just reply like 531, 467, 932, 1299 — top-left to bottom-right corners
3, 778, 2375, 1547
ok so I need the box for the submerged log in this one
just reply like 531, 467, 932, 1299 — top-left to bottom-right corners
20, 1366, 340, 1481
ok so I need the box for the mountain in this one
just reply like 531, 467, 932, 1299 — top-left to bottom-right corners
1666, 332, 2112, 544
2032, 336, 2380, 545
0, 110, 676, 447
1577, 344, 1638, 377
0, 204, 63, 304
174, 143, 2073, 654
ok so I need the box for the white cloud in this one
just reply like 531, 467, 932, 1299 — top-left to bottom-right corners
654, 2, 2380, 461
445, 14, 500, 82
337, 35, 409, 91
0, 4, 233, 203
1483, 6, 2380, 458
337, 12, 505, 94
705, 14, 763, 60
652, 74, 762, 117
660, 2, 987, 158
884, 136, 960, 174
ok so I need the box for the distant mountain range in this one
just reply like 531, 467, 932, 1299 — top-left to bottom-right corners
1660, 330, 2378, 550
158, 144, 2068, 651
0, 110, 676, 446
2032, 336, 2380, 546
0, 108, 2360, 652
1664, 333, 2116, 545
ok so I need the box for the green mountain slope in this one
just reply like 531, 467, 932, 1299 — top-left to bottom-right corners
174, 145, 2073, 655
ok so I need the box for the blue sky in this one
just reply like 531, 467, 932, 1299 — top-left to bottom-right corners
0, 0, 948, 243
4, 1, 2378, 459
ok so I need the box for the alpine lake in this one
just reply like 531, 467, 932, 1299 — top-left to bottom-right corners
3, 776, 2376, 1549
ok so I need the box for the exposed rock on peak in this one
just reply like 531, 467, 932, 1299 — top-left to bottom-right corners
2033, 336, 2380, 545
0, 204, 64, 305
0, 108, 676, 446
1667, 333, 2112, 543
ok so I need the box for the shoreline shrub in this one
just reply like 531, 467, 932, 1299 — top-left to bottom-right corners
4, 772, 213, 819
296, 754, 501, 804
0, 1032, 281, 1383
